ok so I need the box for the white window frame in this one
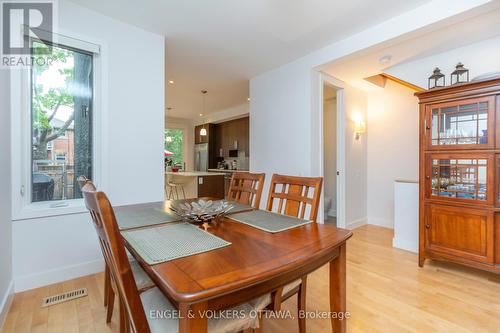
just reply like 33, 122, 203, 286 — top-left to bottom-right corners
11, 28, 105, 220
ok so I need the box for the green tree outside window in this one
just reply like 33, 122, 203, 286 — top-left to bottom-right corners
165, 129, 184, 166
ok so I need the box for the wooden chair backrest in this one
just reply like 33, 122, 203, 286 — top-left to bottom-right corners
266, 174, 323, 222
81, 183, 150, 333
228, 172, 266, 208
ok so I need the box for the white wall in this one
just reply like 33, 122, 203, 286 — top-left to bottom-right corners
366, 81, 419, 228
11, 0, 165, 291
323, 93, 337, 216
343, 84, 368, 227
0, 70, 13, 325
386, 36, 500, 88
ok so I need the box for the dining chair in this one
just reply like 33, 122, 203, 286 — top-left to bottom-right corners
263, 174, 323, 333
78, 176, 154, 326
81, 183, 263, 333
227, 172, 265, 208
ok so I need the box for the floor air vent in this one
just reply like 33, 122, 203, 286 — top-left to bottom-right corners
41, 288, 88, 307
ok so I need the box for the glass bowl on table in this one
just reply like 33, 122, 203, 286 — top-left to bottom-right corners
170, 199, 234, 230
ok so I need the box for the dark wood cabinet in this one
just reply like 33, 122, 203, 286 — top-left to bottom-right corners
194, 123, 218, 169
197, 175, 224, 199
214, 117, 249, 158
416, 77, 500, 273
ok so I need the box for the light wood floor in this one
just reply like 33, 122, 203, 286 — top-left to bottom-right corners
3, 225, 500, 333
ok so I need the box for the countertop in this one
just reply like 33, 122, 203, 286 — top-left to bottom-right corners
165, 171, 227, 177
207, 169, 249, 173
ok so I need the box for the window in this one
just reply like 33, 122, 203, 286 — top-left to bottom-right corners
31, 40, 93, 202
164, 129, 184, 167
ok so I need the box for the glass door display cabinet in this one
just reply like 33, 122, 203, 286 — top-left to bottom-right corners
416, 77, 500, 274
425, 96, 495, 150
426, 154, 494, 206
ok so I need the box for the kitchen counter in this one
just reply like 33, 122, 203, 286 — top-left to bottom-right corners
165, 171, 226, 177
207, 169, 249, 173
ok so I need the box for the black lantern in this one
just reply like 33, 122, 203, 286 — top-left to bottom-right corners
451, 62, 469, 85
428, 67, 445, 89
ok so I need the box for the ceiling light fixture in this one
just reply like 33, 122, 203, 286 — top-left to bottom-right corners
168, 80, 174, 84
378, 55, 392, 65
200, 90, 208, 136
247, 97, 250, 102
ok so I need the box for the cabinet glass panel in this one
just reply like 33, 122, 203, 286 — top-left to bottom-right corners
430, 102, 488, 146
431, 158, 487, 200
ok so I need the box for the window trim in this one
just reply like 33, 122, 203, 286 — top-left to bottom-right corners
11, 29, 105, 221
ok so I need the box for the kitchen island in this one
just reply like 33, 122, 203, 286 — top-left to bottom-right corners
165, 171, 226, 199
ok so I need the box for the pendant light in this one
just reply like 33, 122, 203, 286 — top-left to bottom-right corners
200, 90, 208, 136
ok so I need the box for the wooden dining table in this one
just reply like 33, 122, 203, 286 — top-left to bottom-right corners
116, 200, 353, 333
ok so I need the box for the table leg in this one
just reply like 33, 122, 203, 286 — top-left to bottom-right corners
329, 243, 346, 333
179, 301, 208, 333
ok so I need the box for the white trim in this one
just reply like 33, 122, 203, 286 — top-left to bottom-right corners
0, 281, 14, 331
317, 72, 346, 228
346, 217, 367, 230
11, 29, 106, 220
14, 258, 105, 293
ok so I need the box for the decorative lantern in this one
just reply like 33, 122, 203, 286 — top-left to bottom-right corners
428, 67, 445, 89
451, 62, 469, 85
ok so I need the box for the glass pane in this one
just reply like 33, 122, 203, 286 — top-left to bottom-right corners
164, 129, 184, 168
431, 158, 487, 201
31, 41, 93, 202
430, 102, 489, 146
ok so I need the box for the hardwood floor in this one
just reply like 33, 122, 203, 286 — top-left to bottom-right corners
3, 224, 500, 333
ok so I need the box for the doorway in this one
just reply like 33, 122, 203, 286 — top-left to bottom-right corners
323, 83, 338, 225
316, 73, 345, 228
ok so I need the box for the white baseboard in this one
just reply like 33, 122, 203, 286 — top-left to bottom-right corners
392, 237, 418, 253
346, 217, 367, 230
0, 280, 14, 331
14, 258, 105, 292
367, 217, 393, 228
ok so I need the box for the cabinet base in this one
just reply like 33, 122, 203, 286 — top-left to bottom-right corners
421, 252, 500, 274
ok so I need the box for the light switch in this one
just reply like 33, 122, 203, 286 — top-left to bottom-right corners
198, 177, 204, 185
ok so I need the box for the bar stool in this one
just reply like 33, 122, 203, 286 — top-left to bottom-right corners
165, 173, 187, 199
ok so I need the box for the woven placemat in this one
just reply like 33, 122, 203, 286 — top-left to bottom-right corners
121, 223, 231, 265
226, 201, 254, 214
115, 208, 181, 230
229, 210, 312, 233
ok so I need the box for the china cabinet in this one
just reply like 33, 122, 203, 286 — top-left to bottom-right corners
416, 77, 500, 273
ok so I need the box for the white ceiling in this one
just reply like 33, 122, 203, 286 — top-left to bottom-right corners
70, 0, 431, 119
319, 4, 500, 90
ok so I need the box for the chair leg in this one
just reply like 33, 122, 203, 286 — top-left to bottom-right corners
181, 185, 186, 199
119, 299, 129, 333
175, 186, 179, 200
104, 265, 110, 306
106, 285, 115, 323
298, 276, 308, 333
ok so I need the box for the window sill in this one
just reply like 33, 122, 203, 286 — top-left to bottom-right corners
12, 199, 88, 221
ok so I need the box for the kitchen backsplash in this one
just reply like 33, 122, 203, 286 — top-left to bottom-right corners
223, 151, 249, 170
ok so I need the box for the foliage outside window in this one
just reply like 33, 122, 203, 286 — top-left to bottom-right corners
165, 129, 184, 166
31, 41, 93, 202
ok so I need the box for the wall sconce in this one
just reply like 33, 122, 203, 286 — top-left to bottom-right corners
354, 118, 366, 140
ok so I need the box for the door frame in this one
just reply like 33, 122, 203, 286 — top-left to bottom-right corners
316, 72, 346, 228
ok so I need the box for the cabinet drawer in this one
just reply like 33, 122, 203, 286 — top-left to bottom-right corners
425, 204, 494, 263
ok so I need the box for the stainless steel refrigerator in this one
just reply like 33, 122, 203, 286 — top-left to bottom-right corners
194, 143, 208, 171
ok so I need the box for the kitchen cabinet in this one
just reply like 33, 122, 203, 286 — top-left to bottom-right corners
416, 77, 500, 273
214, 117, 249, 157
197, 175, 224, 199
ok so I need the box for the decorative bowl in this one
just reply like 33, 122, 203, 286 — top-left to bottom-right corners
170, 199, 234, 223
